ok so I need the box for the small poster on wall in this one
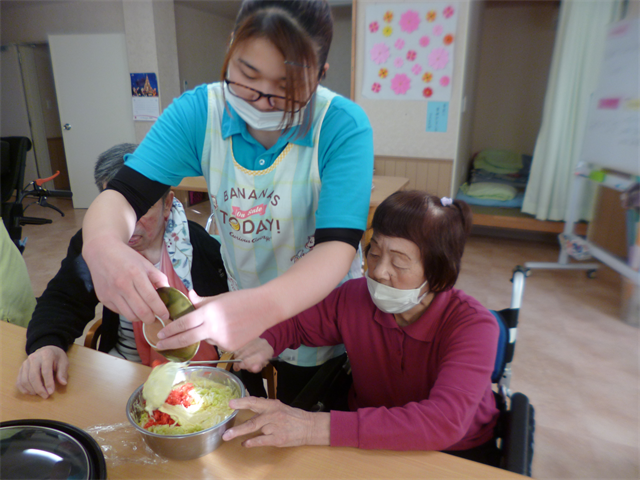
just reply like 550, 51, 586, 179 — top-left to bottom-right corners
131, 72, 160, 121
362, 3, 458, 101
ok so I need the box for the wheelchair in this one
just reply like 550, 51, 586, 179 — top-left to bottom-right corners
290, 266, 535, 476
1, 136, 72, 252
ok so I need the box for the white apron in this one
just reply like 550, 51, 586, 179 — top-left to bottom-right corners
202, 83, 361, 366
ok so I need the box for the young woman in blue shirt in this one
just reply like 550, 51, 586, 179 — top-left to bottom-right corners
81, 0, 373, 400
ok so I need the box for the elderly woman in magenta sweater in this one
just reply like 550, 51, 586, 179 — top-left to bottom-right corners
223, 190, 501, 466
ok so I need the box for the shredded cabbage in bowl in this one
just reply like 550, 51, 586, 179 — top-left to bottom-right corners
138, 377, 239, 435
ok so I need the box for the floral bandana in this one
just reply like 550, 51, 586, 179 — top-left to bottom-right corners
163, 198, 193, 291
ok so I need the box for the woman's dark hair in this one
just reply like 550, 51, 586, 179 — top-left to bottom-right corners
367, 190, 473, 293
221, 0, 333, 131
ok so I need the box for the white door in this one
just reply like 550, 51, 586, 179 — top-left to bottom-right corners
49, 33, 136, 208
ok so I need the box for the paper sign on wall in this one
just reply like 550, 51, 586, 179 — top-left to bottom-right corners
426, 101, 449, 132
131, 72, 159, 121
362, 3, 458, 101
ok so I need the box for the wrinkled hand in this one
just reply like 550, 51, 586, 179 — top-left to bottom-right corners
222, 396, 330, 447
155, 289, 279, 352
16, 346, 69, 399
83, 237, 169, 324
232, 338, 274, 373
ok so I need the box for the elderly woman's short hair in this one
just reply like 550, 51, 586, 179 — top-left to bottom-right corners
94, 144, 171, 201
368, 190, 473, 292
94, 143, 138, 192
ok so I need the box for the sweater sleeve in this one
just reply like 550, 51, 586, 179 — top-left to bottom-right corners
261, 286, 346, 354
330, 305, 499, 451
26, 230, 100, 354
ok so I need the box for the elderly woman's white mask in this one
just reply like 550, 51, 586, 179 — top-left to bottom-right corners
365, 272, 428, 314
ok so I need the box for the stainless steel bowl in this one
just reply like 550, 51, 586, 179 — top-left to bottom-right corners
126, 366, 245, 460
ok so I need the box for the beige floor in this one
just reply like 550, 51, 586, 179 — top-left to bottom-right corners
17, 197, 640, 480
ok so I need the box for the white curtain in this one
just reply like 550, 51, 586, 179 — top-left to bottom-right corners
522, 0, 624, 221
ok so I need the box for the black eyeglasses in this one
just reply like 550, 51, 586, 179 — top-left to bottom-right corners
225, 79, 306, 112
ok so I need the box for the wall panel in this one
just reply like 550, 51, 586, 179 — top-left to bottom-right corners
375, 156, 452, 196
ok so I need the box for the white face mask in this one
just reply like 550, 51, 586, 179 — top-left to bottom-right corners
224, 81, 307, 132
365, 271, 428, 314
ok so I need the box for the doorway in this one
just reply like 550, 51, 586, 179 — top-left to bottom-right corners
0, 43, 67, 190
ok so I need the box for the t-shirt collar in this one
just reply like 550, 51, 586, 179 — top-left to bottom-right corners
221, 101, 315, 147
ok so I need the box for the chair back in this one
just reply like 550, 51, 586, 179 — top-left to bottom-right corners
1, 137, 32, 204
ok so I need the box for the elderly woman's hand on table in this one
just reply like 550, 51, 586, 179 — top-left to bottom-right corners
17, 346, 69, 399
222, 396, 330, 447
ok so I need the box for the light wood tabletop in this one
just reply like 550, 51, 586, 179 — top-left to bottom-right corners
1, 322, 524, 479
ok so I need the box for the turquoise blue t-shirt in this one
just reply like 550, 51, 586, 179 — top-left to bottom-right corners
125, 83, 373, 231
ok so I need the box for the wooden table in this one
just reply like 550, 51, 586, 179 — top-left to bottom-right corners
1, 322, 524, 479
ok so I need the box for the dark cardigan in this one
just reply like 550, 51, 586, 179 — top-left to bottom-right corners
26, 221, 228, 355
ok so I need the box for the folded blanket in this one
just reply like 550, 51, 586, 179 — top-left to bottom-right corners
470, 169, 529, 188
456, 189, 525, 208
459, 182, 518, 202
473, 149, 523, 175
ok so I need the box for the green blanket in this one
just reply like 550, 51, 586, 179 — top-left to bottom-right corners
459, 182, 517, 201
473, 149, 523, 175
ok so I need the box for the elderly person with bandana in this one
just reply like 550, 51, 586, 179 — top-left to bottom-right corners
224, 191, 502, 467
17, 144, 228, 399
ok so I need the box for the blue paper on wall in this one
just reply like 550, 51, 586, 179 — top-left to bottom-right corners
426, 101, 448, 132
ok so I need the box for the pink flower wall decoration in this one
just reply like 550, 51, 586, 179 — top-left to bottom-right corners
395, 38, 405, 50
440, 76, 450, 87
394, 57, 404, 68
391, 74, 411, 95
419, 36, 430, 47
443, 6, 455, 19
372, 83, 381, 93
428, 48, 449, 70
411, 64, 422, 75
370, 43, 390, 65
433, 25, 443, 36
369, 21, 379, 33
399, 10, 420, 33
406, 50, 417, 61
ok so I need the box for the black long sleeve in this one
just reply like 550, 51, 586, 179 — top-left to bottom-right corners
26, 230, 100, 354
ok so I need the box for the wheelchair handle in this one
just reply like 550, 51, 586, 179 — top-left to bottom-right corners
44, 189, 73, 198
35, 170, 61, 186
510, 267, 527, 310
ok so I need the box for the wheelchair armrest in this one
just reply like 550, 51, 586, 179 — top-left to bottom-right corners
502, 392, 535, 476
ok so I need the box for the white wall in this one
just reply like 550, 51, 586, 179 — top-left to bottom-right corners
174, 2, 235, 91
0, 1, 125, 44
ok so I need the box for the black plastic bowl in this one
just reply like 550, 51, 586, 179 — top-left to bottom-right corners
0, 419, 107, 479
